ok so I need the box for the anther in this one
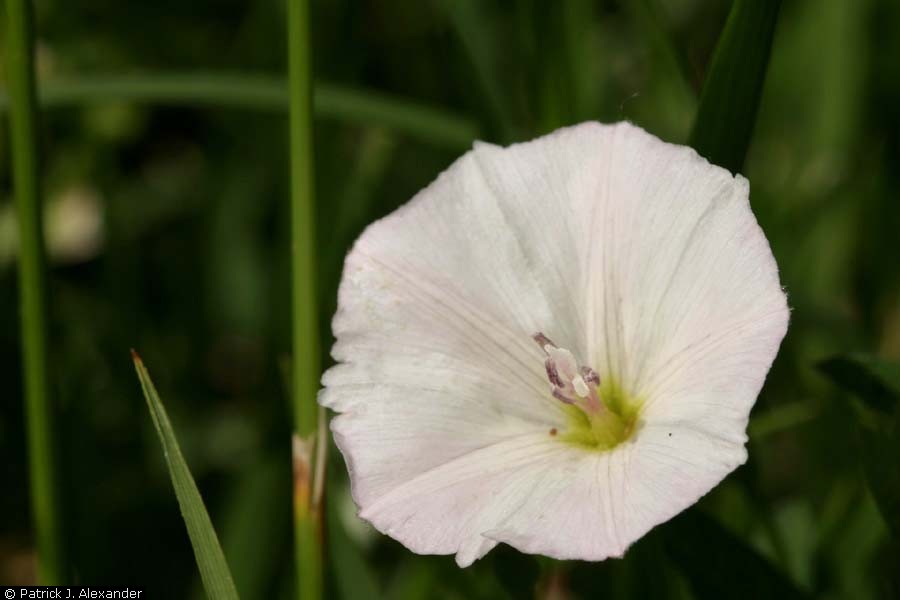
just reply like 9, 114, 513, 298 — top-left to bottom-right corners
533, 331, 604, 415
532, 332, 557, 351
552, 387, 575, 404
545, 359, 563, 388
580, 366, 600, 385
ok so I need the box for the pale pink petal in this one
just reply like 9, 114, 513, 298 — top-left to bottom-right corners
322, 121, 788, 565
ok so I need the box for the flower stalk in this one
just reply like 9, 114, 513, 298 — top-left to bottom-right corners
287, 0, 324, 597
5, 0, 66, 583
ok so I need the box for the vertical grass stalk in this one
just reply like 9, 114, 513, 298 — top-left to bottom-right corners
5, 0, 65, 584
689, 0, 783, 173
287, 0, 324, 598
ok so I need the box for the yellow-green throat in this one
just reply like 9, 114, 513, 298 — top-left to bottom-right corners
533, 332, 641, 451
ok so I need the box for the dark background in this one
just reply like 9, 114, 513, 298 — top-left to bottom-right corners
1, 0, 899, 598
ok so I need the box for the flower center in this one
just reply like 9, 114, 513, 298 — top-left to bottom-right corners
533, 332, 639, 451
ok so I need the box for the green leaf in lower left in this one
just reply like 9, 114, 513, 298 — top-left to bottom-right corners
132, 350, 240, 600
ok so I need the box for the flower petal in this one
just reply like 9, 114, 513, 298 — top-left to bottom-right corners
354, 424, 747, 567
574, 122, 787, 471
484, 427, 747, 562
580, 123, 788, 401
470, 122, 625, 357
322, 148, 579, 511
572, 123, 787, 545
352, 432, 563, 567
323, 121, 788, 566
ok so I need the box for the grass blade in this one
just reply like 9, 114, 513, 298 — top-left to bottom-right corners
316, 85, 476, 150
327, 491, 382, 600
627, 0, 697, 139
0, 75, 479, 150
4, 0, 66, 583
131, 351, 240, 600
630, 0, 695, 100
287, 0, 325, 598
818, 354, 900, 415
440, 0, 516, 142
748, 402, 819, 439
689, 0, 783, 173
664, 510, 808, 599
819, 354, 900, 537
189, 457, 290, 600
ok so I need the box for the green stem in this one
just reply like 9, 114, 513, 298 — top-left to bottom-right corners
287, 0, 323, 598
5, 0, 65, 584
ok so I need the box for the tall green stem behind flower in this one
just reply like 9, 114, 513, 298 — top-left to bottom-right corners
287, 0, 324, 598
4, 0, 66, 583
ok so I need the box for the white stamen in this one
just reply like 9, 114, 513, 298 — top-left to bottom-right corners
572, 375, 589, 398
545, 346, 578, 379
534, 331, 603, 414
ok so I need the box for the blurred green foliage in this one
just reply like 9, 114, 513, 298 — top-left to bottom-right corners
1, 0, 899, 598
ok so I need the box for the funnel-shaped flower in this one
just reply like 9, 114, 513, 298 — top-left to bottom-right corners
321, 122, 788, 567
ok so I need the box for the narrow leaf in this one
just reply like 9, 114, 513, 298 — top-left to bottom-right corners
748, 402, 819, 439
132, 351, 240, 600
689, 0, 782, 173
317, 85, 477, 150
383, 558, 438, 600
819, 354, 900, 536
0, 74, 479, 150
860, 424, 900, 537
818, 353, 900, 415
326, 491, 381, 600
664, 510, 808, 599
189, 457, 289, 600
628, 0, 697, 134
440, 0, 517, 142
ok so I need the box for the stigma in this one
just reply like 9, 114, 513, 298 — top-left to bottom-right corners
532, 332, 603, 415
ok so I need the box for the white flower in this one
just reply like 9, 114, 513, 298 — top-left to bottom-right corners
320, 122, 789, 567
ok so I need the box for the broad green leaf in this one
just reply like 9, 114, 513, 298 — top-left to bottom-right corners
132, 351, 240, 600
689, 0, 782, 173
664, 510, 808, 599
819, 353, 900, 536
